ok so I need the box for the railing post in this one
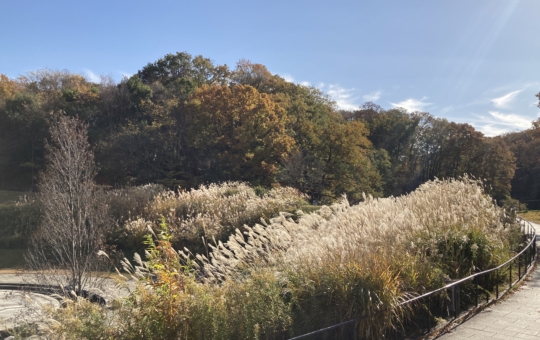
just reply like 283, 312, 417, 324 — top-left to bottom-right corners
496, 269, 499, 299
428, 298, 431, 331
475, 276, 478, 307
528, 244, 531, 268
519, 254, 521, 279
509, 262, 512, 288
486, 274, 489, 303
530, 244, 532, 267
533, 239, 536, 262
453, 285, 457, 319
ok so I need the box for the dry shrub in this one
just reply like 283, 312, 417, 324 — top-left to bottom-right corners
38, 298, 112, 340
144, 182, 308, 253
106, 184, 164, 223
104, 184, 164, 252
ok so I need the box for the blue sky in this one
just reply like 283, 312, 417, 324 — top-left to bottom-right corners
2, 0, 539, 136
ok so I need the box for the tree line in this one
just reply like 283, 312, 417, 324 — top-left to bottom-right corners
0, 52, 538, 204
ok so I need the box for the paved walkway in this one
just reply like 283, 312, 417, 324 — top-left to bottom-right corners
438, 222, 540, 340
0, 273, 134, 332
0, 290, 59, 330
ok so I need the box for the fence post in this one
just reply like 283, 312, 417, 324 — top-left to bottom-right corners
486, 274, 489, 303
509, 262, 512, 288
496, 269, 499, 299
475, 276, 478, 307
453, 285, 457, 319
428, 298, 431, 331
528, 243, 530, 267
518, 254, 521, 279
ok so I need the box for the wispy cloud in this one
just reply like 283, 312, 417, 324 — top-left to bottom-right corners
363, 91, 382, 102
488, 111, 533, 130
466, 111, 534, 136
84, 69, 101, 83
300, 81, 311, 86
389, 97, 432, 112
476, 124, 510, 137
319, 84, 359, 110
491, 90, 521, 108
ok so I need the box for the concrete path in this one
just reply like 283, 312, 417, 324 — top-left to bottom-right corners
0, 290, 59, 330
0, 272, 134, 332
438, 222, 540, 340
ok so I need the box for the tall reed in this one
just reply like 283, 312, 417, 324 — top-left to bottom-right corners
34, 177, 520, 339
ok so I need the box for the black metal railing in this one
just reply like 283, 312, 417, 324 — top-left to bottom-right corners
288, 219, 537, 340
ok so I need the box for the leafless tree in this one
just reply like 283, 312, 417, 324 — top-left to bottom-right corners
26, 114, 108, 294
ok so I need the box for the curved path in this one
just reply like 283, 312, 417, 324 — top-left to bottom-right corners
438, 222, 540, 340
0, 290, 59, 330
0, 273, 133, 332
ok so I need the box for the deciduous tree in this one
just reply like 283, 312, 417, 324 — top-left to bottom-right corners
26, 115, 108, 293
185, 84, 294, 185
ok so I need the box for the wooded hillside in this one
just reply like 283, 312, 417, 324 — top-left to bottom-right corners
1, 52, 538, 204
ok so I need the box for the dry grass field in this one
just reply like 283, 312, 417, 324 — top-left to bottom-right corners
0, 190, 29, 208
520, 210, 540, 224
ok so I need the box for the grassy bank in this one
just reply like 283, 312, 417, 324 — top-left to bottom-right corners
0, 190, 29, 206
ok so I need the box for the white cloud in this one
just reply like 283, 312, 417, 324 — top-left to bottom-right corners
280, 73, 311, 86
475, 124, 509, 137
466, 111, 534, 136
488, 111, 532, 130
363, 91, 382, 102
389, 97, 432, 112
491, 90, 521, 108
318, 84, 359, 110
282, 74, 294, 82
84, 69, 101, 83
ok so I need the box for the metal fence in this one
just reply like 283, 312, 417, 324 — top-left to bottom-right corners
288, 218, 537, 340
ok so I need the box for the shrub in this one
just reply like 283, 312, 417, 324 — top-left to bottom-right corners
144, 182, 308, 254
104, 184, 165, 252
